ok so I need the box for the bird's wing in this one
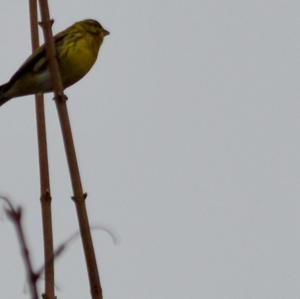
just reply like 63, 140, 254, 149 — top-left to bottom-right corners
8, 29, 68, 85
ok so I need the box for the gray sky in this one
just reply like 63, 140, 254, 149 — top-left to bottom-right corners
0, 0, 299, 298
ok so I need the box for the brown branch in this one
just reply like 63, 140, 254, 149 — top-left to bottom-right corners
1, 196, 114, 299
36, 225, 118, 279
1, 196, 39, 299
36, 1, 103, 298
28, 1, 55, 299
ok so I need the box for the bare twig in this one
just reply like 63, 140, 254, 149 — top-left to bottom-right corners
36, 1, 103, 298
1, 195, 115, 298
28, 1, 55, 298
36, 225, 119, 279
0, 196, 39, 299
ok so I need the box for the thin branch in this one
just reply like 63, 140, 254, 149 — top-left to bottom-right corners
1, 195, 116, 299
36, 1, 103, 298
28, 1, 55, 298
36, 225, 119, 279
0, 196, 39, 299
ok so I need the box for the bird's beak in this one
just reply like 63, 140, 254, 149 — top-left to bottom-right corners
103, 29, 110, 36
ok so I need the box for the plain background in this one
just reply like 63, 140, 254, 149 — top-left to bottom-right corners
0, 1, 299, 298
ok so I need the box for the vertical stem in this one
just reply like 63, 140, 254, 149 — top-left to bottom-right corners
28, 1, 55, 299
36, 1, 103, 298
14, 210, 39, 299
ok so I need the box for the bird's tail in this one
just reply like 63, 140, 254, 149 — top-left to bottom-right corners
0, 82, 11, 107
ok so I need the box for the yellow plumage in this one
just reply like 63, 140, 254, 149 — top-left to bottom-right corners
0, 19, 109, 106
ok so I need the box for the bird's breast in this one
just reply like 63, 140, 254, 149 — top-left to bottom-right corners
60, 36, 100, 88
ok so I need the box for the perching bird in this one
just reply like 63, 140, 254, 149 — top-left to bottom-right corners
0, 19, 109, 106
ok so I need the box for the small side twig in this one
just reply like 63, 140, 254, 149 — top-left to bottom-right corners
0, 196, 39, 299
1, 195, 117, 299
36, 224, 119, 279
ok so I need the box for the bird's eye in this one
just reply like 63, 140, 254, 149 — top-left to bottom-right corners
88, 27, 100, 35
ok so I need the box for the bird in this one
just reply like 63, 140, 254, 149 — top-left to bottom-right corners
0, 19, 109, 106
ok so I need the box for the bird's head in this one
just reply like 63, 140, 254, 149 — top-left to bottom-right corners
77, 19, 110, 39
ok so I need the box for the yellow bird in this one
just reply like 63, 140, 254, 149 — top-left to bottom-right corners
0, 19, 109, 106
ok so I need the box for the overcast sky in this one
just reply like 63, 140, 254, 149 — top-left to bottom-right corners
0, 1, 299, 298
